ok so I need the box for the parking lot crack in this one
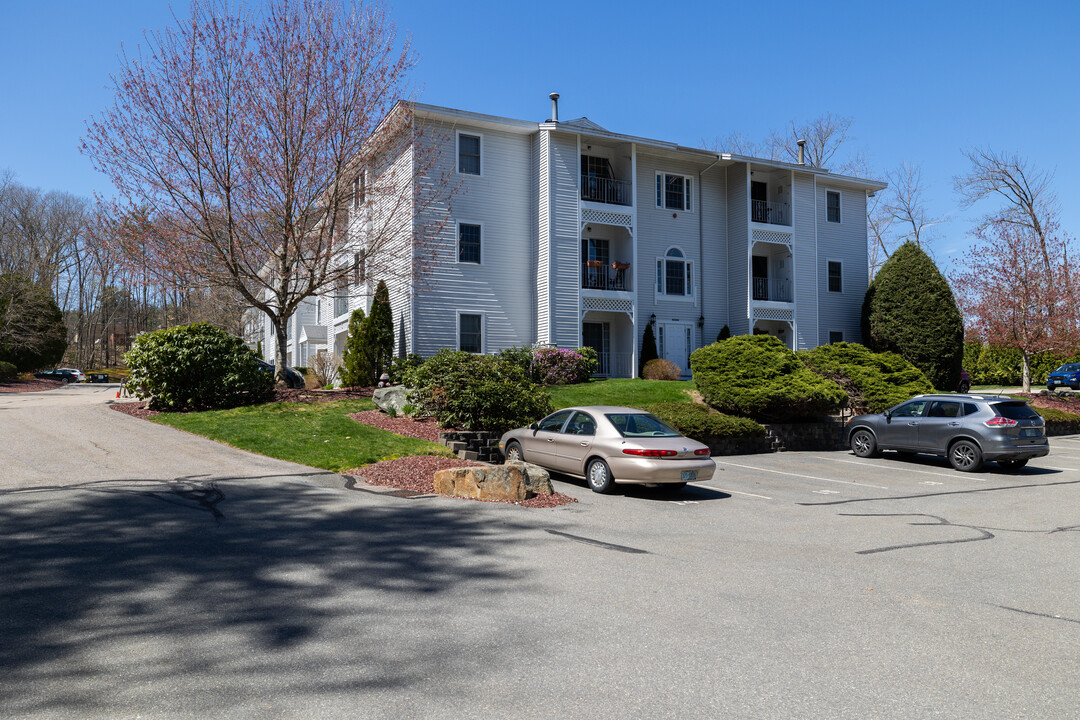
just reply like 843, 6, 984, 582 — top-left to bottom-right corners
840, 512, 994, 554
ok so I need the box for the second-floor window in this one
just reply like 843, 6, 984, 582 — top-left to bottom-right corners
458, 133, 481, 175
656, 172, 693, 211
826, 190, 841, 223
828, 260, 843, 292
656, 248, 693, 297
458, 223, 481, 264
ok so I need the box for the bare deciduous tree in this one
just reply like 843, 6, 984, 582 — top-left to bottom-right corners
82, 0, 441, 384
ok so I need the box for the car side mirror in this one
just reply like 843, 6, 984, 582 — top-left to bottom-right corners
529, 422, 538, 430
883, 410, 892, 419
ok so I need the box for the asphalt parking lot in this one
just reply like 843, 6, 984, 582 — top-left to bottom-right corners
5, 387, 1080, 719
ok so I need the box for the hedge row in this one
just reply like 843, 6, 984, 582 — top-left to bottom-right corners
644, 402, 765, 441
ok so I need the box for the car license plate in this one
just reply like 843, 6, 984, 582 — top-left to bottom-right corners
1021, 428, 1042, 437
681, 470, 697, 482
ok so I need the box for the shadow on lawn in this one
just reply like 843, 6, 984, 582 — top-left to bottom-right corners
0, 475, 530, 717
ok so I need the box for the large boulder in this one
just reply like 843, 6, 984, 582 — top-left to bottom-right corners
433, 462, 553, 502
373, 385, 409, 415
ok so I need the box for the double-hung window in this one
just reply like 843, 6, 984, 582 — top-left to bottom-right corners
656, 248, 693, 298
826, 190, 841, 223
655, 172, 693, 211
827, 260, 843, 293
458, 133, 481, 175
458, 223, 481, 264
459, 313, 482, 353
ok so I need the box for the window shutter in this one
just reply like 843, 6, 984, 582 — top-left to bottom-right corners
686, 261, 693, 295
656, 259, 663, 293
656, 174, 663, 208
685, 178, 692, 211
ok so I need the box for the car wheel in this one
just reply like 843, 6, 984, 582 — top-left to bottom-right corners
998, 458, 1029, 470
61, 377, 70, 384
586, 458, 616, 494
504, 441, 524, 464
957, 381, 970, 393
850, 429, 880, 458
949, 440, 983, 472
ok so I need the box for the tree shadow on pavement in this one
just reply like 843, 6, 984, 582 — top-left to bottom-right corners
0, 475, 532, 718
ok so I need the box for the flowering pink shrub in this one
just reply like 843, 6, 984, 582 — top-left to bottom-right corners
532, 348, 591, 385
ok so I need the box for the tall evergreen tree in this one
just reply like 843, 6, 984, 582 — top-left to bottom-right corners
339, 307, 371, 387
861, 241, 964, 390
365, 280, 395, 382
639, 323, 659, 377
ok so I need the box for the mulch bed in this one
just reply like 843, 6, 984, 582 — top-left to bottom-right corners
344, 456, 577, 508
0, 378, 63, 393
110, 401, 160, 420
348, 409, 442, 442
1022, 392, 1080, 414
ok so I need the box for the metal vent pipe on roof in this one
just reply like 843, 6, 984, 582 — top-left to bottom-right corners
797, 139, 806, 165
549, 93, 560, 123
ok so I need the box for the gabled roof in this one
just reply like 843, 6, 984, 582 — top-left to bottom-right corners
560, 117, 609, 133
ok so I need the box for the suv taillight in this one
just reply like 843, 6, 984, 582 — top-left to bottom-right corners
984, 416, 1018, 427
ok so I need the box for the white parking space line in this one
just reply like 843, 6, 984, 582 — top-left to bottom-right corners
821, 456, 983, 481
715, 461, 888, 489
715, 488, 774, 500
1044, 466, 1080, 473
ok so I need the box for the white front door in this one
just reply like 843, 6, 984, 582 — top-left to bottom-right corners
660, 323, 693, 373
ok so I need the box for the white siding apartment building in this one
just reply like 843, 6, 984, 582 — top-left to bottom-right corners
262, 97, 886, 378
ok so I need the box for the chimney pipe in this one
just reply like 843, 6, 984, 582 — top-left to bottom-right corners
549, 93, 560, 123
796, 139, 806, 165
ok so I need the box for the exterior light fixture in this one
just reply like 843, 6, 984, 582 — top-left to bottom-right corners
649, 313, 656, 326
697, 315, 705, 329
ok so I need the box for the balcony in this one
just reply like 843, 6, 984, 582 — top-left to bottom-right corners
752, 277, 792, 303
581, 175, 632, 206
751, 199, 790, 226
582, 261, 632, 292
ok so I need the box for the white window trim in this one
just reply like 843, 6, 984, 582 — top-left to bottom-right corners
457, 311, 485, 354
456, 220, 483, 265
655, 171, 694, 212
826, 258, 843, 293
825, 189, 842, 224
456, 130, 483, 177
654, 246, 696, 303
828, 330, 845, 344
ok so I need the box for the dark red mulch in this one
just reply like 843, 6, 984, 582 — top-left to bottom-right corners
110, 401, 160, 420
0, 378, 63, 393
1019, 393, 1080, 414
348, 409, 443, 442
344, 456, 577, 508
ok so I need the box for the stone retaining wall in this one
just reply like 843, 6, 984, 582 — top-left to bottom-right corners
760, 419, 849, 452
438, 430, 502, 463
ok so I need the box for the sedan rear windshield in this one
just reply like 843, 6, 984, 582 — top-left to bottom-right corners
605, 413, 680, 438
993, 401, 1040, 420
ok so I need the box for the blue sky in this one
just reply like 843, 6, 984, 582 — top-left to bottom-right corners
2, 0, 1077, 265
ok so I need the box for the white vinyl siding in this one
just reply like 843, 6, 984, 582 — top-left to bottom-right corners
816, 184, 867, 345
725, 164, 749, 336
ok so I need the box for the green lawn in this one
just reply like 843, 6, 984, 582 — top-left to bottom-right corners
548, 378, 696, 409
151, 398, 452, 472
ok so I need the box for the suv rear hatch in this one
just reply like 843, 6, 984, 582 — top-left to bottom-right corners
988, 401, 1046, 443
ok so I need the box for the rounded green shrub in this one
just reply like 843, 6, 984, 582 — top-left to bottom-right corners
690, 335, 847, 421
124, 322, 272, 411
799, 341, 933, 414
407, 349, 554, 432
0, 360, 18, 380
643, 402, 765, 441
861, 241, 964, 391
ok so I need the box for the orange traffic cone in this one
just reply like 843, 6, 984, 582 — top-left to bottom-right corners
115, 389, 120, 399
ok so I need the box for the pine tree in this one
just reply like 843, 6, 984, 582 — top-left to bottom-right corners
861, 241, 964, 390
639, 323, 659, 377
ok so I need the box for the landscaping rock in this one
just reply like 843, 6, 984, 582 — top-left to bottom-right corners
373, 385, 409, 415
433, 462, 553, 502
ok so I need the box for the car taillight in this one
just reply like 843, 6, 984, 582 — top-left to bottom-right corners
622, 448, 677, 457
984, 416, 1018, 427
694, 449, 710, 456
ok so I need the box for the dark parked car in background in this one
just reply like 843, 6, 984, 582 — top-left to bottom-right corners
957, 368, 971, 394
847, 393, 1049, 472
1047, 363, 1080, 391
34, 368, 83, 384
257, 360, 305, 389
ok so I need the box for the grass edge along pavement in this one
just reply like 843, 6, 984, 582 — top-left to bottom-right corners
150, 398, 454, 472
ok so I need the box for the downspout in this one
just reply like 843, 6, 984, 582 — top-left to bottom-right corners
698, 157, 721, 349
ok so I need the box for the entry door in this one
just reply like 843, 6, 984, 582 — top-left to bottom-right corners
751, 181, 768, 222
582, 322, 609, 375
661, 323, 692, 372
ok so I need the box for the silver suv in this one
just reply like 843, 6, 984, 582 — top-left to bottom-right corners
847, 394, 1050, 472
